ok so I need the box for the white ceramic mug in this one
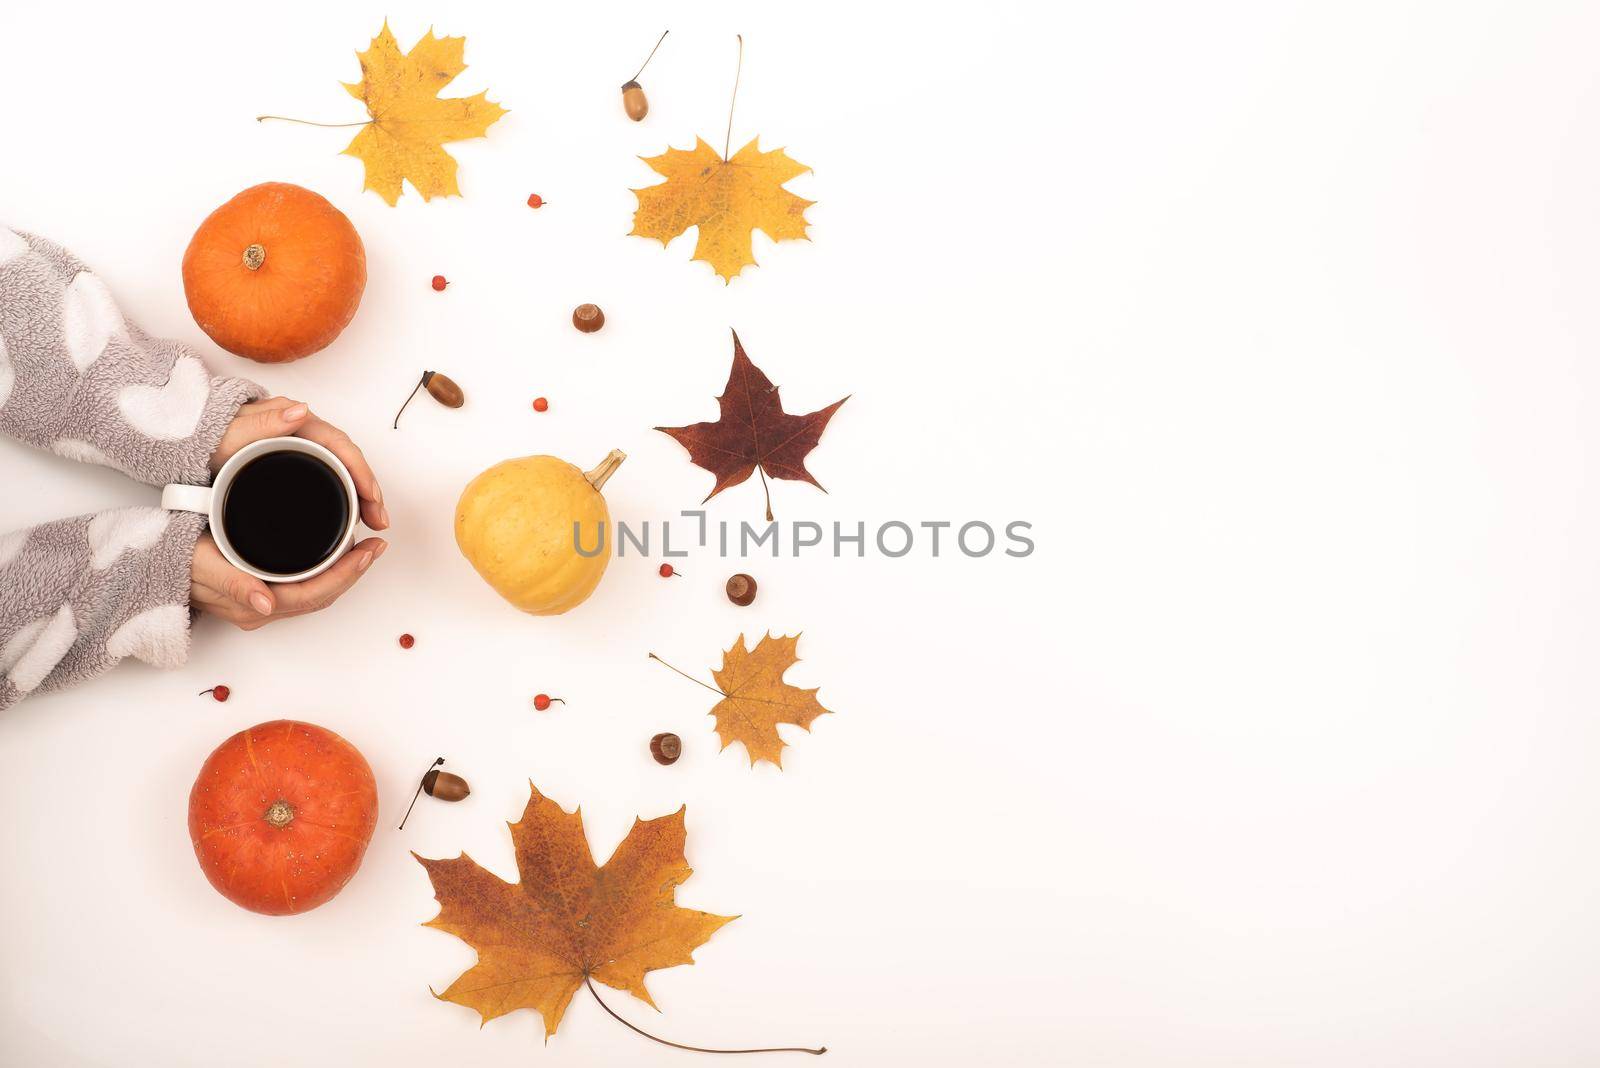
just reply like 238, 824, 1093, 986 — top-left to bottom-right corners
161, 437, 359, 584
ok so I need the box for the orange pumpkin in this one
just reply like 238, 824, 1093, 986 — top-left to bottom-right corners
182, 182, 366, 362
188, 720, 379, 915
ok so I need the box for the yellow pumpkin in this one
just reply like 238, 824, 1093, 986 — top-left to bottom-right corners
454, 450, 625, 615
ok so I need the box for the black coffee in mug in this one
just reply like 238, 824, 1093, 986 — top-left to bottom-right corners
222, 451, 351, 575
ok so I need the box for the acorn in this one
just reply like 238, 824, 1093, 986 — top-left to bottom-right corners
399, 758, 471, 829
621, 80, 649, 121
620, 31, 667, 122
425, 371, 464, 407
572, 303, 606, 333
393, 370, 464, 428
725, 573, 757, 606
422, 767, 471, 801
650, 732, 682, 765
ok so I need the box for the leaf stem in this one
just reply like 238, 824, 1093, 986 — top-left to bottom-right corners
256, 115, 373, 128
586, 977, 825, 1056
724, 34, 744, 162
758, 467, 774, 523
629, 29, 670, 82
648, 653, 726, 697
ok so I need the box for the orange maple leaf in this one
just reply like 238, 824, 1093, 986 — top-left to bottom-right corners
708, 633, 831, 767
415, 782, 734, 1039
340, 22, 507, 205
629, 137, 813, 282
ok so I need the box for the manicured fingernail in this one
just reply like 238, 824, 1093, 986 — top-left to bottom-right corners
250, 592, 273, 615
282, 404, 309, 421
373, 540, 389, 558
378, 505, 391, 528
356, 550, 374, 572
372, 482, 384, 504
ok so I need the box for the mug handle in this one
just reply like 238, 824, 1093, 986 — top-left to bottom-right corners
161, 483, 213, 514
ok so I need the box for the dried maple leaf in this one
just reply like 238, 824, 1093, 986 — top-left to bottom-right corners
652, 634, 832, 768
656, 331, 846, 520
711, 634, 831, 767
340, 22, 507, 205
415, 782, 734, 1040
630, 137, 813, 282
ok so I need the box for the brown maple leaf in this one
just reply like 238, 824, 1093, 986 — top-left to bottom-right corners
651, 633, 832, 768
656, 331, 847, 520
415, 782, 734, 1039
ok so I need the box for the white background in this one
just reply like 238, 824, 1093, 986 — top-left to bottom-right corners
2, 0, 1597, 1064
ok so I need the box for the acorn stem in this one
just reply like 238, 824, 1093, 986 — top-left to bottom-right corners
585, 449, 627, 491
393, 372, 430, 430
399, 758, 445, 830
628, 29, 669, 82
585, 976, 824, 1056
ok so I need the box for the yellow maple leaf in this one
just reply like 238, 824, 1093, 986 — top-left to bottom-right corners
341, 22, 506, 205
709, 633, 831, 767
630, 137, 814, 282
416, 782, 735, 1039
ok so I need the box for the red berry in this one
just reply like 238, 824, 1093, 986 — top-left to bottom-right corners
199, 685, 230, 702
399, 633, 416, 649
532, 397, 549, 413
431, 275, 448, 292
659, 563, 677, 578
533, 694, 565, 711
527, 193, 544, 209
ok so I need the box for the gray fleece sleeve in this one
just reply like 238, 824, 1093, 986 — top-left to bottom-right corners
0, 510, 205, 710
0, 224, 267, 709
0, 226, 264, 482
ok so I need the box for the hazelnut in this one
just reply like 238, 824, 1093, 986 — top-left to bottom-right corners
725, 573, 757, 606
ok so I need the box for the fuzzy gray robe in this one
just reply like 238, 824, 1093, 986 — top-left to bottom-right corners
0, 226, 263, 710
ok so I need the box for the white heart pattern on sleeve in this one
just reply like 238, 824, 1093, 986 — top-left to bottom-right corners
51, 437, 116, 468
62, 271, 126, 372
86, 507, 173, 570
2, 604, 78, 693
105, 603, 189, 669
116, 355, 210, 441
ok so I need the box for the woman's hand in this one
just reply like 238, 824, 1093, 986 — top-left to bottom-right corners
191, 533, 387, 630
195, 397, 390, 629
210, 397, 389, 531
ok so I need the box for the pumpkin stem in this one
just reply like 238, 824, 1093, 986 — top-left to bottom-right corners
263, 800, 296, 829
584, 449, 627, 491
242, 244, 266, 271
585, 976, 824, 1055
